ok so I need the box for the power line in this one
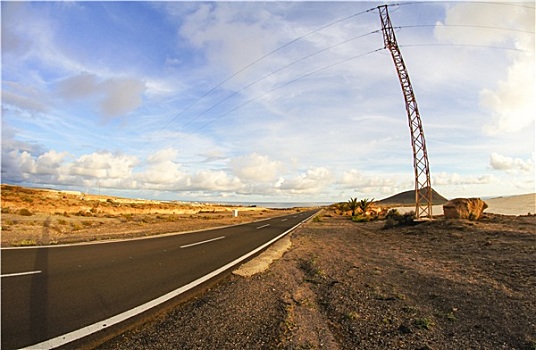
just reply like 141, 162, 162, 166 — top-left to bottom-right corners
397, 24, 535, 35
176, 30, 381, 134
175, 30, 532, 146
178, 47, 384, 143
387, 1, 535, 10
400, 43, 532, 53
141, 6, 378, 149
142, 2, 533, 151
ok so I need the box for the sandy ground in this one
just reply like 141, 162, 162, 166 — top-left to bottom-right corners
393, 193, 535, 217
485, 193, 536, 216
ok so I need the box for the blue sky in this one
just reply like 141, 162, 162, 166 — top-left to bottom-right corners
2, 1, 534, 203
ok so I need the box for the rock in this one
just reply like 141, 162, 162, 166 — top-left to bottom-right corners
443, 198, 488, 220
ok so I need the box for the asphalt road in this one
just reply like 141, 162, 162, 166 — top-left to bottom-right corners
1, 210, 319, 349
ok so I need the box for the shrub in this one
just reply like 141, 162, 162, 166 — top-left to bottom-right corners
15, 239, 37, 246
312, 215, 322, 222
352, 215, 370, 223
383, 209, 415, 229
19, 208, 33, 216
167, 215, 178, 222
414, 317, 435, 330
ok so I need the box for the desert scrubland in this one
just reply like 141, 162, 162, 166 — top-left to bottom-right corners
2, 185, 535, 349
0, 184, 299, 247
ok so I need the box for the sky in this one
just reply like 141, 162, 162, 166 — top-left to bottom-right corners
2, 1, 535, 204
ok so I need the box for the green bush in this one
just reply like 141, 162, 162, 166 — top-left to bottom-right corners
414, 317, 435, 330
383, 209, 415, 229
352, 215, 370, 223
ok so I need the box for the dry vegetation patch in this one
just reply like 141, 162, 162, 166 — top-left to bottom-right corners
1, 185, 298, 246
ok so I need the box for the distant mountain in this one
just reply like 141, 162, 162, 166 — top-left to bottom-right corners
377, 188, 448, 206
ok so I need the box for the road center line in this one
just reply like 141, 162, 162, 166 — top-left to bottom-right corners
1, 270, 42, 278
256, 224, 270, 229
180, 236, 225, 249
281, 219, 288, 222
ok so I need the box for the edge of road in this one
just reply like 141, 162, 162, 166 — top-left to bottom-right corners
1, 209, 315, 250
21, 210, 320, 350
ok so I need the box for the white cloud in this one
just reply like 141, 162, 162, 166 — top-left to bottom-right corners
179, 3, 281, 76
490, 152, 534, 173
339, 169, 396, 188
229, 153, 282, 183
35, 150, 69, 175
481, 53, 535, 134
70, 152, 139, 179
147, 147, 179, 164
137, 148, 187, 189
190, 170, 243, 192
337, 169, 409, 198
433, 172, 496, 186
435, 2, 535, 135
138, 161, 187, 188
278, 166, 332, 194
434, 3, 532, 46
15, 151, 37, 178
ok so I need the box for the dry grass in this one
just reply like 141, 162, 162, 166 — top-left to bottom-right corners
1, 184, 299, 246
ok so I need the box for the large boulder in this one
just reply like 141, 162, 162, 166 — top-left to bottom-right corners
443, 198, 488, 220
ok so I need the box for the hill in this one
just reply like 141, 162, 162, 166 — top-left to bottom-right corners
377, 188, 448, 206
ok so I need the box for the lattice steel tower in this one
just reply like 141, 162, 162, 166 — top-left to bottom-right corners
378, 5, 433, 219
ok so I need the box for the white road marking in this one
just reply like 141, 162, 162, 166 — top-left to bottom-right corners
180, 236, 225, 249
281, 219, 288, 222
1, 270, 42, 278
256, 224, 270, 230
22, 211, 319, 350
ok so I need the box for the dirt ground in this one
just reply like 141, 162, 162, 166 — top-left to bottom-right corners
98, 210, 536, 350
0, 185, 298, 247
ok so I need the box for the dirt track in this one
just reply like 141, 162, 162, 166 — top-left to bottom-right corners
98, 211, 536, 350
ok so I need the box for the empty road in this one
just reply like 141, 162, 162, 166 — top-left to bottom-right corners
1, 210, 319, 349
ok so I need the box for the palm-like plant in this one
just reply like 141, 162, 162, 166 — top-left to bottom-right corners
347, 198, 359, 216
357, 198, 375, 214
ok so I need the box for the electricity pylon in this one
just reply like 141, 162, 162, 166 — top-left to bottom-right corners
378, 5, 433, 219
